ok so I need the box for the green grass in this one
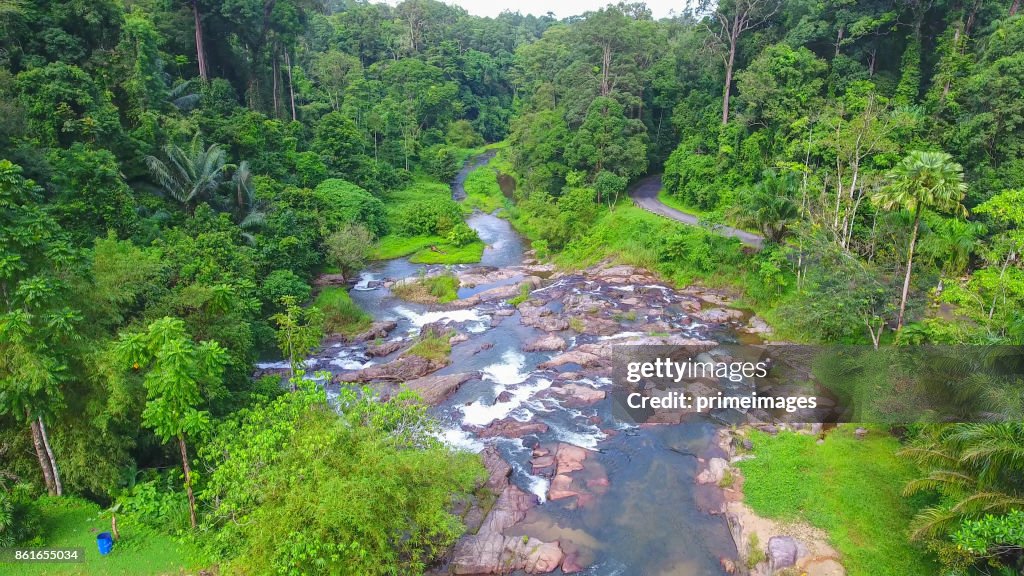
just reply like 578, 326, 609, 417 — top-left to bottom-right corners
507, 282, 532, 306
371, 234, 446, 259
392, 272, 460, 304
404, 333, 453, 362
735, 426, 937, 576
16, 497, 202, 576
371, 177, 485, 264
313, 286, 372, 337
370, 234, 483, 264
408, 241, 484, 264
462, 166, 506, 213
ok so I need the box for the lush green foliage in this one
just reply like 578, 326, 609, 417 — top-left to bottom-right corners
313, 287, 371, 338
3, 0, 1024, 573
199, 386, 484, 576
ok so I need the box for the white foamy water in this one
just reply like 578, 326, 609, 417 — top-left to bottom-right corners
460, 377, 553, 427
481, 349, 529, 385
329, 357, 373, 370
255, 358, 318, 370
394, 305, 485, 328
598, 331, 648, 341
352, 271, 379, 291
437, 428, 485, 452
548, 421, 607, 450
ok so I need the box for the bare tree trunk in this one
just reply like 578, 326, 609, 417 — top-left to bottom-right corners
601, 43, 612, 96
988, 250, 1014, 320
192, 0, 208, 81
28, 411, 57, 495
178, 435, 197, 529
722, 39, 736, 125
285, 49, 297, 121
38, 417, 62, 496
941, 24, 961, 101
1011, 0, 1021, 16
866, 318, 884, 349
897, 205, 922, 330
272, 44, 280, 118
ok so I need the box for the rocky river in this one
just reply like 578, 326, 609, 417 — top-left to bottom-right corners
255, 156, 803, 576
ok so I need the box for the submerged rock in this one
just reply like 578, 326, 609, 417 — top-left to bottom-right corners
695, 458, 730, 485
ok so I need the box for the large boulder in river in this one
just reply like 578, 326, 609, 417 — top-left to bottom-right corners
524, 335, 567, 352
365, 340, 402, 357
404, 372, 477, 405
693, 307, 745, 324
333, 354, 445, 383
349, 320, 398, 342
742, 315, 772, 335
538, 344, 611, 370
475, 418, 549, 439
695, 458, 730, 485
550, 383, 605, 405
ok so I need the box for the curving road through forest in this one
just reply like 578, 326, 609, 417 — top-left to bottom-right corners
628, 174, 764, 248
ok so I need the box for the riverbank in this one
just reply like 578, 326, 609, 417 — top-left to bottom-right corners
700, 424, 936, 576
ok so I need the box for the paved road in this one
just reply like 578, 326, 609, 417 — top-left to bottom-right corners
629, 174, 764, 249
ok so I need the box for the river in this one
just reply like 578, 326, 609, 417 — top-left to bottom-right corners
289, 154, 740, 575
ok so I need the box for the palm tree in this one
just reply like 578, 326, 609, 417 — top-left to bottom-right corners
919, 216, 986, 277
144, 135, 229, 215
732, 170, 800, 243
873, 151, 967, 330
227, 161, 266, 243
901, 422, 1024, 540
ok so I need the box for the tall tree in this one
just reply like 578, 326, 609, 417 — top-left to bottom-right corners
706, 0, 781, 124
113, 317, 227, 529
189, 0, 209, 80
873, 151, 968, 329
0, 161, 79, 496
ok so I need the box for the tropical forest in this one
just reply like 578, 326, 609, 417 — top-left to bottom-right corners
0, 0, 1022, 575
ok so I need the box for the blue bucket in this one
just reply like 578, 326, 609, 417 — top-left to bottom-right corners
97, 532, 114, 555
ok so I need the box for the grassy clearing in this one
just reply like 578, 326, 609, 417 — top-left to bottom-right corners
371, 177, 484, 264
313, 286, 372, 337
462, 166, 506, 213
371, 234, 445, 259
735, 426, 937, 576
556, 204, 748, 288
408, 241, 484, 264
372, 233, 483, 263
16, 497, 202, 576
391, 273, 460, 304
